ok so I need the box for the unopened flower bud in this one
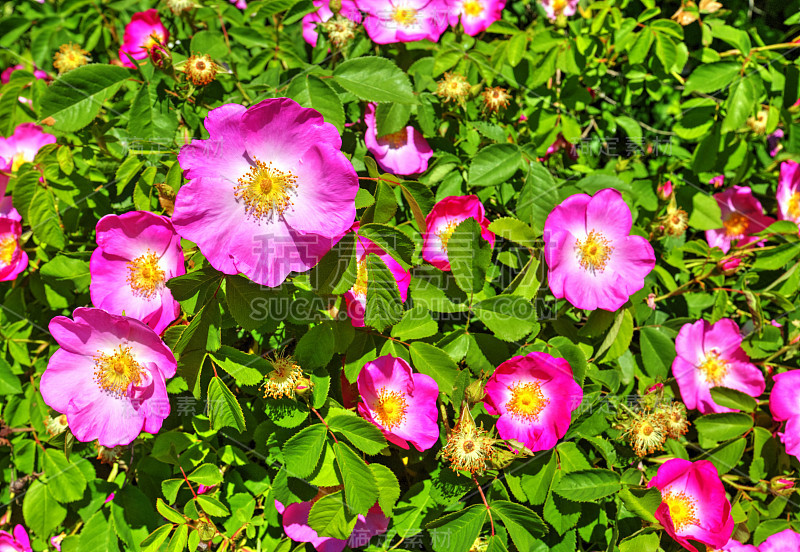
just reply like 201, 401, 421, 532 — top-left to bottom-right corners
464, 379, 485, 404
719, 256, 743, 275
295, 376, 314, 399
770, 477, 795, 496
657, 180, 673, 200
149, 44, 171, 69
196, 519, 217, 541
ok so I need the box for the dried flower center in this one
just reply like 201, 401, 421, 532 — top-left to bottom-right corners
378, 130, 407, 149
53, 43, 89, 74
94, 345, 142, 396
392, 7, 418, 26
662, 490, 699, 532
352, 259, 369, 297
235, 157, 298, 220
625, 416, 667, 457
323, 16, 356, 46
698, 350, 729, 386
127, 250, 165, 299
263, 356, 303, 399
463, 0, 484, 16
375, 388, 408, 429
440, 423, 494, 474
437, 221, 459, 253
723, 212, 750, 238
506, 381, 549, 422
788, 192, 800, 219
575, 230, 613, 273
0, 236, 18, 266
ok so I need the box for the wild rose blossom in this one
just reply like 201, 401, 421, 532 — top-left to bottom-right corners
174, 98, 358, 287
0, 525, 31, 552
672, 318, 765, 415
447, 0, 505, 35
344, 233, 411, 327
41, 308, 176, 447
769, 369, 800, 461
543, 188, 655, 311
301, 0, 362, 46
705, 186, 775, 254
759, 528, 800, 551
777, 160, 800, 226
230, 0, 247, 7
648, 459, 734, 552
357, 0, 449, 44
89, 211, 185, 335
710, 175, 725, 188
357, 355, 440, 451
0, 215, 27, 282
483, 351, 583, 451
0, 123, 56, 181
710, 541, 757, 552
276, 499, 389, 551
0, 65, 48, 84
118, 9, 169, 68
422, 195, 495, 271
364, 103, 432, 175
540, 0, 579, 20
542, 133, 578, 161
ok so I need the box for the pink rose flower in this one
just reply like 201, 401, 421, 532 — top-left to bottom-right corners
0, 215, 27, 282
301, 0, 362, 46
710, 175, 725, 188
119, 9, 169, 68
540, 0, 579, 20
777, 160, 800, 226
41, 308, 176, 447
357, 355, 440, 451
364, 103, 432, 175
356, 0, 449, 44
759, 529, 800, 552
713, 540, 757, 552
422, 195, 495, 271
344, 234, 411, 327
768, 128, 784, 157
543, 188, 655, 311
542, 133, 577, 160
174, 98, 358, 287
705, 186, 775, 254
197, 484, 215, 494
229, 0, 247, 7
672, 319, 765, 415
648, 459, 734, 552
0, 525, 31, 552
483, 351, 582, 451
769, 370, 800, 460
0, 123, 57, 181
0, 65, 49, 84
90, 211, 185, 335
276, 499, 389, 551
446, 0, 505, 35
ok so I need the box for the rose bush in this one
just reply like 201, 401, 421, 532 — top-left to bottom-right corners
2, 0, 800, 551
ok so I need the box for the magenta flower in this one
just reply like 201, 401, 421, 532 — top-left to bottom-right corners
364, 103, 432, 175
1, 65, 49, 84
357, 0, 449, 44
302, 0, 362, 46
710, 175, 725, 188
777, 160, 800, 226
483, 351, 582, 451
648, 459, 734, 552
0, 525, 31, 552
90, 211, 185, 335
672, 319, 765, 415
0, 215, 27, 282
543, 188, 655, 311
41, 308, 176, 447
422, 195, 495, 271
0, 123, 56, 177
446, 0, 505, 35
197, 484, 215, 494
714, 540, 757, 552
760, 529, 800, 552
540, 0, 578, 19
705, 186, 775, 254
276, 499, 389, 552
357, 355, 440, 451
542, 133, 577, 161
175, 98, 358, 287
344, 234, 411, 327
118, 9, 169, 68
769, 370, 800, 460
229, 0, 247, 7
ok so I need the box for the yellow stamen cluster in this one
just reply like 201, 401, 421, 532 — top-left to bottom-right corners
127, 250, 166, 299
392, 6, 418, 27
53, 43, 89, 74
723, 212, 750, 238
235, 158, 298, 221
506, 381, 549, 422
575, 230, 614, 273
374, 388, 408, 429
788, 192, 800, 220
437, 221, 459, 253
11, 152, 27, 173
698, 350, 729, 386
352, 259, 369, 297
664, 403, 690, 439
662, 490, 700, 531
439, 408, 496, 475
0, 236, 18, 267
481, 86, 511, 113
462, 0, 484, 16
262, 355, 304, 399
184, 54, 218, 86
436, 72, 471, 105
625, 416, 668, 457
322, 16, 357, 47
94, 345, 143, 397
551, 0, 568, 15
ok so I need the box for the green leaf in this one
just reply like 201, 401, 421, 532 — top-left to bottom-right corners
688, 192, 724, 231
127, 80, 177, 143
517, 161, 559, 234
283, 424, 328, 478
308, 491, 357, 539
375, 102, 412, 136
156, 498, 185, 524
391, 306, 438, 341
721, 77, 757, 134
753, 243, 800, 270
468, 144, 522, 187
23, 480, 67, 536
224, 273, 282, 331
490, 501, 547, 549
409, 342, 459, 401
28, 187, 65, 249
710, 387, 757, 412
207, 377, 246, 433
488, 217, 537, 248
398, 180, 435, 232
187, 464, 223, 486
359, 223, 415, 268
638, 327, 675, 379
450, 218, 492, 294
196, 495, 230, 517
167, 266, 223, 305
79, 511, 119, 552
426, 505, 486, 552
597, 309, 634, 362
333, 57, 416, 103
310, 232, 357, 295
42, 449, 87, 503
617, 487, 661, 523
695, 412, 753, 442
40, 64, 130, 132
140, 525, 173, 552
209, 346, 265, 386
295, 323, 336, 369
619, 532, 661, 552
553, 469, 621, 501
166, 524, 188, 552
327, 414, 388, 455
684, 61, 741, 95
473, 295, 537, 342
364, 254, 405, 331
286, 74, 345, 133
0, 357, 22, 395
370, 464, 401, 516
334, 441, 379, 516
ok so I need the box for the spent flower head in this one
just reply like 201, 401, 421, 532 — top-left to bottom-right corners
436, 72, 471, 105
262, 353, 304, 400
53, 43, 89, 74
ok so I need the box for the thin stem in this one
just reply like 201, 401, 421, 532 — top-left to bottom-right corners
473, 476, 494, 536
311, 407, 339, 444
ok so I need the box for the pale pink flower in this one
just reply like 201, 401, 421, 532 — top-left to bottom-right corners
356, 0, 449, 44
364, 103, 432, 175
705, 186, 775, 253
422, 195, 494, 271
